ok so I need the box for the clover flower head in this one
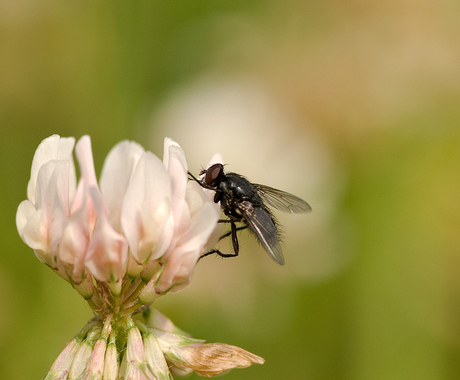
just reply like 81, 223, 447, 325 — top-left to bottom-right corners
16, 135, 263, 379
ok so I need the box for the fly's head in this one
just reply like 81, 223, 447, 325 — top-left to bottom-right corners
200, 163, 225, 188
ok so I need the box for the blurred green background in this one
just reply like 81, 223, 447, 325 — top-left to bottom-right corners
1, 1, 460, 379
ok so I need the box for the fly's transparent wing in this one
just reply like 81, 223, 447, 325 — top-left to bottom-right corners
254, 184, 312, 214
243, 207, 285, 265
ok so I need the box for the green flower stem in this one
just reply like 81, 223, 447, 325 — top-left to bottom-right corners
120, 300, 143, 317
133, 319, 149, 335
85, 297, 101, 315
101, 315, 113, 339
112, 294, 120, 310
120, 277, 134, 296
121, 278, 145, 307
76, 318, 102, 340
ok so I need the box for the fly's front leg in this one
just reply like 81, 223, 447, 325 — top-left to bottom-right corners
188, 171, 220, 191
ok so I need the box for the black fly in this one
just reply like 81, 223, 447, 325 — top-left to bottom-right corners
188, 163, 311, 265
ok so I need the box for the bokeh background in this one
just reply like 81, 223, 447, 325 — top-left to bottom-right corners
1, 1, 460, 379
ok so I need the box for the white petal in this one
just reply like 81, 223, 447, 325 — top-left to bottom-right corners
121, 152, 173, 263
16, 200, 35, 239
28, 135, 75, 204
205, 153, 224, 169
158, 201, 219, 292
163, 137, 186, 170
175, 201, 220, 257
21, 208, 49, 256
164, 142, 188, 231
100, 140, 144, 232
185, 182, 222, 251
20, 160, 72, 265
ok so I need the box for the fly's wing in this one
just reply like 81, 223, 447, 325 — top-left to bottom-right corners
254, 184, 312, 214
243, 207, 285, 265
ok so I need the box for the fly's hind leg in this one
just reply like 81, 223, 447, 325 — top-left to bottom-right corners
199, 220, 247, 261
217, 224, 247, 241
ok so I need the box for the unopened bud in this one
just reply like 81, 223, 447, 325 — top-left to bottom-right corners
72, 271, 95, 299
103, 332, 119, 380
143, 332, 173, 380
138, 276, 164, 305
43, 338, 79, 380
68, 328, 101, 380
80, 337, 107, 380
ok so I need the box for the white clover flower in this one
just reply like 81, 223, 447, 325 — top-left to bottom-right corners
16, 135, 264, 379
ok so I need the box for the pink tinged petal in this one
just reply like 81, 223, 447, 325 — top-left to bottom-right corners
157, 201, 219, 293
71, 136, 100, 229
85, 188, 128, 295
143, 333, 173, 380
58, 188, 90, 282
28, 135, 76, 204
100, 140, 145, 232
75, 136, 98, 188
122, 152, 173, 264
43, 338, 79, 380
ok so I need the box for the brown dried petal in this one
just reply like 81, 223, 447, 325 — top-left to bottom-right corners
169, 343, 264, 378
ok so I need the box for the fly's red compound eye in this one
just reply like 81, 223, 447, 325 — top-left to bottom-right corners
205, 163, 223, 186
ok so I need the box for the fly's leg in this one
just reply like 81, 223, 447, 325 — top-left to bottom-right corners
200, 248, 238, 260
188, 171, 217, 191
218, 224, 247, 241
199, 220, 247, 261
230, 221, 239, 255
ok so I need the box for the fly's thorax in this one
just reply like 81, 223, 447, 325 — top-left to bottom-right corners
224, 173, 256, 199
